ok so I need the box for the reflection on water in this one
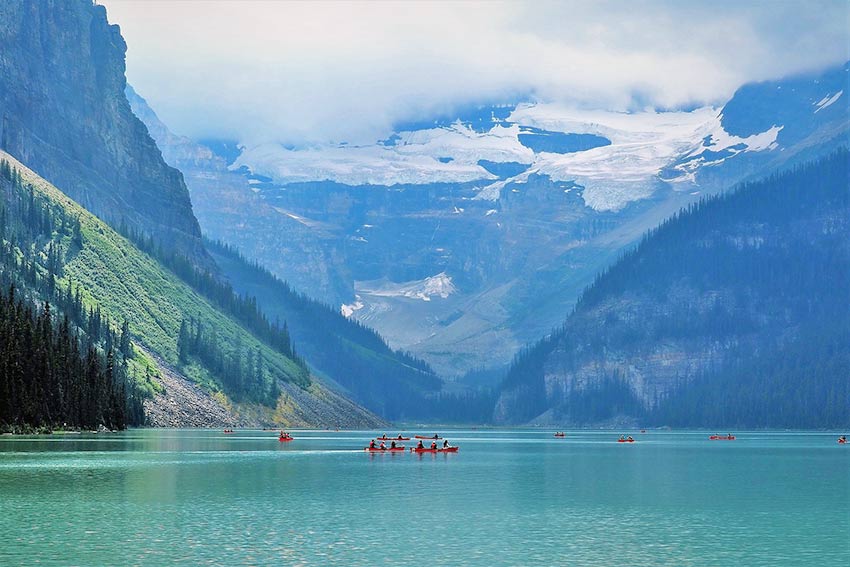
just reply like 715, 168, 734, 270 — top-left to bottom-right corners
0, 429, 848, 566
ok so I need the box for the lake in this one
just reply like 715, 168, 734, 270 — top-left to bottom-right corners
1, 429, 847, 566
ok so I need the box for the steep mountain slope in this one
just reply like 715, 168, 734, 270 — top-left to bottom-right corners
0, 150, 382, 428
0, 0, 210, 267
127, 88, 453, 421
494, 152, 849, 428
206, 240, 444, 421
137, 62, 849, 376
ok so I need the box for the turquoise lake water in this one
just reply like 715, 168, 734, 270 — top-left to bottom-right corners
1, 429, 848, 566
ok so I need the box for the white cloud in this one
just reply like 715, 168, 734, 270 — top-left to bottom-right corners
101, 0, 850, 145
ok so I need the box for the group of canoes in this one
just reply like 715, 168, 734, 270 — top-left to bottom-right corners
228, 429, 849, 447
365, 434, 459, 453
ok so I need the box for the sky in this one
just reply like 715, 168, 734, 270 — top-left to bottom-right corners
101, 0, 850, 145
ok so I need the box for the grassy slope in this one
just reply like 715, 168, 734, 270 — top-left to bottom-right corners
1, 150, 378, 425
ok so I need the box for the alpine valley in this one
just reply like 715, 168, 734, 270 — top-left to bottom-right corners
0, 0, 847, 430
129, 62, 849, 386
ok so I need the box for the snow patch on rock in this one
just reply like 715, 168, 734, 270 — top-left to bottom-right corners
356, 272, 456, 302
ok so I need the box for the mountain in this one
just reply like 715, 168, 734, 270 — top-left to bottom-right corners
126, 88, 451, 421
139, 62, 849, 377
0, 0, 210, 267
0, 150, 382, 428
494, 151, 849, 428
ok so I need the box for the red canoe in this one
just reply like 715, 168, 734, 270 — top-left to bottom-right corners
617, 439, 635, 443
414, 435, 443, 440
838, 439, 847, 444
364, 446, 405, 452
554, 433, 565, 438
279, 437, 293, 442
376, 436, 411, 441
709, 436, 736, 440
410, 447, 458, 453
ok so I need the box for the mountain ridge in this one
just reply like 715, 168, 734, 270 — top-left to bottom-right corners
0, 0, 211, 268
494, 151, 849, 428
1, 149, 384, 428
135, 61, 849, 377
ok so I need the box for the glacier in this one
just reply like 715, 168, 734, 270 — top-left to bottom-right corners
230, 103, 784, 212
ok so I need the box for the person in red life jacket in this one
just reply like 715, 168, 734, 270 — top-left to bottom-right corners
379, 441, 386, 450
417, 440, 424, 449
430, 441, 437, 450
369, 440, 376, 449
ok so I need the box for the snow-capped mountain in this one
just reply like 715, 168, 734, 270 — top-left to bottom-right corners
132, 61, 849, 377
233, 103, 784, 212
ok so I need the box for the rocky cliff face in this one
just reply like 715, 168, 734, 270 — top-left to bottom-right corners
0, 0, 211, 267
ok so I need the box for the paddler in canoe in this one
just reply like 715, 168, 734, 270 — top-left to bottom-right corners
416, 440, 424, 449
379, 441, 387, 450
369, 439, 377, 449
390, 441, 397, 449
430, 441, 438, 450
443, 439, 450, 449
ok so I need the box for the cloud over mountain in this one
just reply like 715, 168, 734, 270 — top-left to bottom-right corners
103, 0, 850, 144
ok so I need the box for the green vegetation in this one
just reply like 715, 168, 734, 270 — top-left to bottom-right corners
0, 159, 145, 430
1, 152, 309, 416
0, 285, 145, 431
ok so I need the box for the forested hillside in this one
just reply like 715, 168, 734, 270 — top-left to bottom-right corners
207, 240, 456, 421
0, 160, 146, 431
495, 151, 850, 428
0, 152, 381, 428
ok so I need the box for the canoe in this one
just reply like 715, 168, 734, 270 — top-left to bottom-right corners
279, 437, 293, 442
839, 439, 847, 444
365, 446, 405, 452
376, 437, 410, 441
410, 447, 458, 453
709, 436, 735, 440
554, 433, 565, 437
414, 435, 443, 440
617, 439, 635, 443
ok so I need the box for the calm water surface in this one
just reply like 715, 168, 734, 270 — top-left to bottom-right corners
1, 429, 848, 566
